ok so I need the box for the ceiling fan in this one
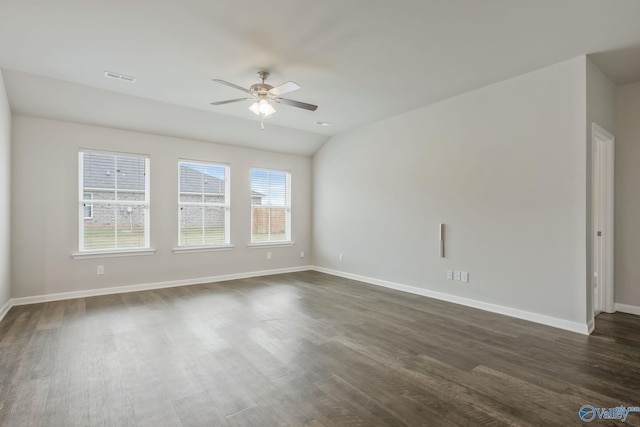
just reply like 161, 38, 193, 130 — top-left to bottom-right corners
210, 71, 318, 127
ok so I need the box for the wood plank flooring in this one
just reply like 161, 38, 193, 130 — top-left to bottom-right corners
1, 271, 639, 426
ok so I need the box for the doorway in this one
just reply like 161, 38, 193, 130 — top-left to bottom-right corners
592, 123, 615, 315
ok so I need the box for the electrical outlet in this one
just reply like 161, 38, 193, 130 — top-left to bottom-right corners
266, 252, 272, 260
454, 271, 461, 281
97, 265, 104, 275
300, 251, 305, 258
461, 272, 469, 282
447, 270, 453, 280
339, 253, 343, 262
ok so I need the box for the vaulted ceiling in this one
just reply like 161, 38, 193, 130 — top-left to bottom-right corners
1, 0, 639, 155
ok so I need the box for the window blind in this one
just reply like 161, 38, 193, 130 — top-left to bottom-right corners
79, 151, 150, 251
250, 169, 291, 243
178, 161, 230, 246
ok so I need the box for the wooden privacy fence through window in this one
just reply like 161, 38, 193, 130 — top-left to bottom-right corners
252, 207, 286, 234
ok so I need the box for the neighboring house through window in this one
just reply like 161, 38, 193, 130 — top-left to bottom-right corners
83, 192, 93, 219
79, 151, 150, 251
178, 161, 230, 246
250, 168, 291, 243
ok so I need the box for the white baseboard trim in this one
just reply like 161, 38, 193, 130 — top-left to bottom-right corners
312, 266, 590, 335
615, 303, 640, 316
0, 299, 11, 322
2, 265, 595, 336
587, 319, 595, 334
10, 265, 313, 307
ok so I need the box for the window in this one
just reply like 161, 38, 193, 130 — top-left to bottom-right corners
250, 168, 291, 243
79, 151, 150, 252
178, 161, 230, 246
83, 192, 93, 219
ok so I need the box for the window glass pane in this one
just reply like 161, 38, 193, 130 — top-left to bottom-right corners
178, 161, 229, 246
84, 204, 116, 249
250, 169, 269, 205
118, 192, 145, 202
268, 172, 287, 207
180, 206, 204, 246
179, 162, 204, 203
83, 192, 93, 219
203, 165, 226, 197
83, 153, 115, 200
80, 151, 149, 252
251, 206, 287, 242
203, 206, 226, 244
268, 207, 287, 238
90, 190, 115, 201
250, 168, 290, 243
115, 156, 146, 200
116, 205, 146, 248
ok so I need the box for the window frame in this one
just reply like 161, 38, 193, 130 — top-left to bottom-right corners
177, 159, 231, 248
78, 150, 151, 253
250, 168, 292, 244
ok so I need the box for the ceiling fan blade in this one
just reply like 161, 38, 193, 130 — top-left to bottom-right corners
269, 81, 300, 96
278, 98, 318, 111
210, 98, 252, 106
212, 79, 251, 94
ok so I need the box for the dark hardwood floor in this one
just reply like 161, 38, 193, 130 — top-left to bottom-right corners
0, 271, 639, 426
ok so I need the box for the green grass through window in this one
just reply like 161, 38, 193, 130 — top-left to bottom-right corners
84, 227, 288, 249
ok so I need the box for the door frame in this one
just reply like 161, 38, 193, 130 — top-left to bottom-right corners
592, 123, 615, 315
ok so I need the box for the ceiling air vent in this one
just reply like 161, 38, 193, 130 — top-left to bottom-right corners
104, 71, 136, 83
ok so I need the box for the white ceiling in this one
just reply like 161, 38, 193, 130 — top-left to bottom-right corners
3, 70, 328, 156
1, 0, 640, 155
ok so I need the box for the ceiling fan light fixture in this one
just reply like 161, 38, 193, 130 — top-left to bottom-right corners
249, 99, 276, 117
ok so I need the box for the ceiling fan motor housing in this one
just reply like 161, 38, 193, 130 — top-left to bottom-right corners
250, 83, 274, 96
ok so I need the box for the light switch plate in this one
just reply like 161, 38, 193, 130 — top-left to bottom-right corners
447, 270, 453, 280
461, 272, 469, 282
454, 271, 461, 281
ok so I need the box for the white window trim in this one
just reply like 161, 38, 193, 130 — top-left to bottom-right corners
72, 248, 156, 259
250, 168, 292, 244
247, 241, 295, 249
178, 160, 231, 248
78, 151, 151, 253
173, 244, 235, 254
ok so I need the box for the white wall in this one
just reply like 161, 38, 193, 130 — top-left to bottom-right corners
0, 71, 11, 310
586, 58, 616, 135
585, 57, 616, 323
11, 116, 311, 298
313, 57, 588, 326
615, 81, 640, 308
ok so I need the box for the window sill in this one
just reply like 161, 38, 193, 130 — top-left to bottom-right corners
72, 248, 156, 259
173, 245, 235, 254
247, 241, 295, 249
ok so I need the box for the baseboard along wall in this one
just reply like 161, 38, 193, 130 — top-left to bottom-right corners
0, 265, 614, 336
